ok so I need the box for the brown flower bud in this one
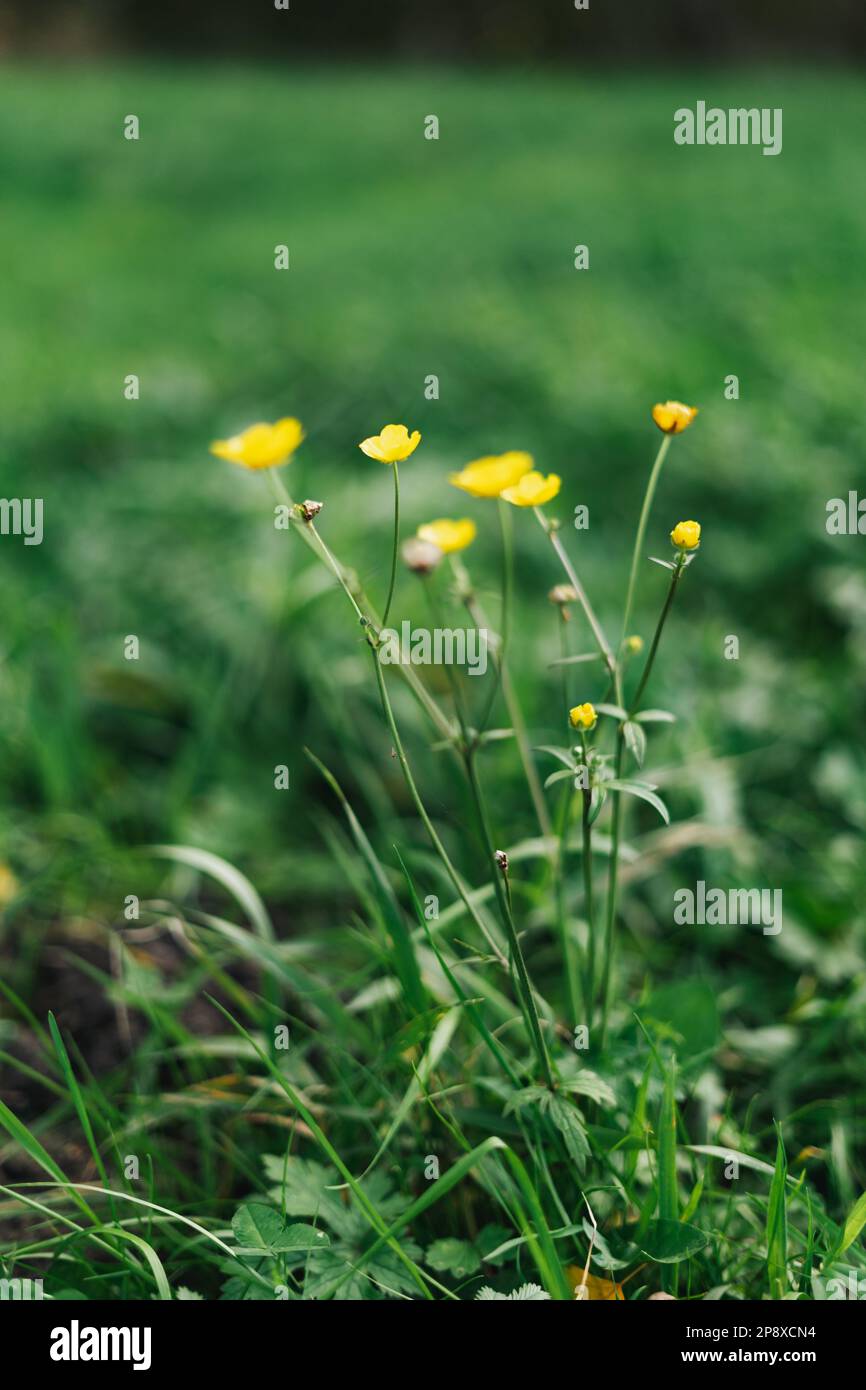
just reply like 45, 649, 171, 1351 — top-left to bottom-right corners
401, 537, 443, 575
548, 584, 578, 606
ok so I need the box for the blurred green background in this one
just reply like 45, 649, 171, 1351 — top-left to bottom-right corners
1, 61, 865, 1169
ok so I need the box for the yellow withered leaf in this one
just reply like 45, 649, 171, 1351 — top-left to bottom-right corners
566, 1265, 625, 1301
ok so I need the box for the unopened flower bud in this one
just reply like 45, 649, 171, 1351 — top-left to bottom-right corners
569, 702, 597, 731
670, 519, 701, 551
652, 401, 698, 435
401, 536, 443, 575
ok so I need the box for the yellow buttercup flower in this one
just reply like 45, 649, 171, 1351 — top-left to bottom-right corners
569, 703, 597, 731
416, 518, 476, 554
670, 519, 701, 550
500, 471, 561, 507
359, 423, 421, 464
210, 418, 304, 470
449, 451, 533, 498
652, 401, 698, 434
625, 634, 644, 653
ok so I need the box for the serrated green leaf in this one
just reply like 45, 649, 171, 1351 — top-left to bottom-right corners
564, 1070, 616, 1107
232, 1202, 330, 1254
548, 1094, 590, 1169
476, 1282, 550, 1300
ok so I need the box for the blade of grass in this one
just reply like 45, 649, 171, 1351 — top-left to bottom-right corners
0, 1098, 99, 1224
147, 844, 280, 1055
658, 1057, 679, 1296
767, 1123, 789, 1299
395, 846, 521, 1087
47, 1013, 111, 1193
305, 748, 427, 1013
355, 1006, 460, 1178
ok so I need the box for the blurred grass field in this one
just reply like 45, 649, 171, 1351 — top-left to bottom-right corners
1, 62, 865, 1298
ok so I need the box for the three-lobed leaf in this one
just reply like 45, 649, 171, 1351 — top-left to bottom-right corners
232, 1202, 330, 1255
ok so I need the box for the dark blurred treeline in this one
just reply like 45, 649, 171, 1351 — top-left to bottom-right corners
1, 0, 865, 62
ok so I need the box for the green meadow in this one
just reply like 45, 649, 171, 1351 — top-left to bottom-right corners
0, 63, 864, 1300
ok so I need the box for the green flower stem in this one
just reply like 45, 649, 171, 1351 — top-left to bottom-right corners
579, 730, 596, 1022
599, 555, 688, 1047
554, 778, 581, 1027
534, 508, 617, 683
629, 553, 686, 713
598, 731, 625, 1048
268, 471, 365, 622
553, 616, 582, 1025
423, 576, 472, 733
621, 433, 671, 646
598, 431, 675, 1047
463, 747, 556, 1089
409, 868, 521, 1088
381, 460, 400, 629
371, 652, 508, 968
266, 471, 457, 746
474, 499, 513, 735
450, 555, 553, 843
600, 430, 681, 1045
501, 665, 553, 838
423, 575, 554, 1084
494, 497, 513, 695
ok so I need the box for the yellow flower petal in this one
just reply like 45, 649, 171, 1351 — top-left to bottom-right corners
448, 451, 534, 498
359, 423, 421, 463
670, 519, 701, 550
210, 417, 304, 470
652, 401, 698, 434
500, 471, 561, 507
416, 518, 477, 554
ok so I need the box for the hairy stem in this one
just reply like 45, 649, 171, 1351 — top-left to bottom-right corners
463, 747, 556, 1088
450, 554, 553, 843
579, 732, 596, 1023
267, 471, 457, 745
534, 509, 616, 682
599, 431, 675, 1047
629, 554, 686, 713
621, 434, 671, 645
371, 652, 507, 967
